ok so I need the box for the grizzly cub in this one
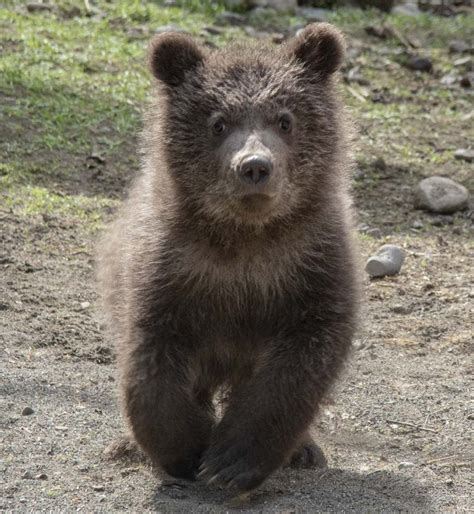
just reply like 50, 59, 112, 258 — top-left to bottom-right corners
98, 23, 360, 492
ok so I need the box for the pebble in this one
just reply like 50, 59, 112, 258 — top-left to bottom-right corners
365, 228, 383, 239
215, 12, 246, 26
365, 244, 405, 278
21, 471, 33, 479
22, 406, 34, 416
449, 40, 470, 54
398, 461, 416, 469
390, 304, 411, 314
92, 484, 105, 492
411, 220, 424, 229
296, 7, 329, 22
26, 3, 54, 12
392, 4, 421, 16
406, 55, 433, 73
414, 176, 469, 214
252, 0, 297, 10
154, 25, 188, 35
454, 148, 474, 162
80, 301, 91, 309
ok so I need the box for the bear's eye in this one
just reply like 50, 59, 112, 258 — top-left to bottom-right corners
212, 118, 226, 135
278, 114, 292, 133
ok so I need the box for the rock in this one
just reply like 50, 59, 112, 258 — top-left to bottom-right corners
398, 461, 416, 469
215, 11, 246, 26
251, 0, 297, 10
411, 220, 423, 229
460, 75, 472, 88
202, 26, 224, 36
454, 149, 474, 162
406, 55, 433, 73
365, 228, 383, 239
22, 407, 34, 416
26, 3, 54, 12
80, 301, 91, 309
440, 74, 457, 86
365, 245, 405, 278
21, 471, 33, 479
392, 3, 421, 16
224, 0, 247, 9
35, 473, 48, 480
414, 176, 469, 214
92, 484, 105, 491
296, 7, 329, 22
449, 40, 470, 54
154, 25, 188, 35
453, 56, 471, 67
390, 304, 411, 314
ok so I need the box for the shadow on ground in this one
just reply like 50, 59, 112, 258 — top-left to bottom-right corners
148, 467, 431, 513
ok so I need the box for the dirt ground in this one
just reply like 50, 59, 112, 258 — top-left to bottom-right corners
1, 3, 473, 513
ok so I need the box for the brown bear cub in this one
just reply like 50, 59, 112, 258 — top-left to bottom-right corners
98, 23, 360, 492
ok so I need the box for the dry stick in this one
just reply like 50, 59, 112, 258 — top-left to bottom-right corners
386, 419, 438, 433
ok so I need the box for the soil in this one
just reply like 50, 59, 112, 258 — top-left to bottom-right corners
1, 40, 473, 514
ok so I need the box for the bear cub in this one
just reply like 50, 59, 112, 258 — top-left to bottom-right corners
98, 23, 360, 492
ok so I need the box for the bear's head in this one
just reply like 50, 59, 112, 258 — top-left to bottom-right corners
147, 24, 347, 227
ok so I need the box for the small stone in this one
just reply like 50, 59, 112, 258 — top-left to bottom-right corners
252, 0, 297, 10
80, 301, 91, 309
392, 4, 421, 16
22, 407, 34, 416
412, 220, 424, 229
21, 471, 33, 479
35, 473, 48, 480
26, 3, 54, 12
440, 74, 457, 86
460, 75, 472, 88
365, 228, 383, 239
296, 7, 329, 22
449, 40, 470, 54
92, 484, 105, 492
390, 304, 411, 314
365, 244, 405, 278
454, 149, 474, 162
202, 26, 223, 36
453, 56, 471, 67
154, 25, 188, 35
215, 12, 246, 26
414, 176, 469, 214
398, 461, 416, 469
406, 56, 433, 73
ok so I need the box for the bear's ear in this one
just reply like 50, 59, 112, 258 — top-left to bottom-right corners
148, 32, 204, 87
287, 23, 345, 78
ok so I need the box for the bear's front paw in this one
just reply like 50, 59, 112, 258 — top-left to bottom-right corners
198, 436, 279, 491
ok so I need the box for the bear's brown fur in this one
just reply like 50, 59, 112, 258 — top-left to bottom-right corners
97, 23, 360, 491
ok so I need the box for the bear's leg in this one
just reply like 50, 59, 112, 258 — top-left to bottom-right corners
121, 343, 215, 480
287, 432, 327, 469
199, 325, 349, 491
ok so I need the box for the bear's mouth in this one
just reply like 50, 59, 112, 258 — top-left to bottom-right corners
239, 193, 276, 212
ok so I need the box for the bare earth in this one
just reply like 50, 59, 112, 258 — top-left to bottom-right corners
1, 149, 473, 513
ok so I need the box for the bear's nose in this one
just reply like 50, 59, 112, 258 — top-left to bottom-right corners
238, 155, 273, 185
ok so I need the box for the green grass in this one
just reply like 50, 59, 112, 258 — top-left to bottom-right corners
1, 1, 472, 228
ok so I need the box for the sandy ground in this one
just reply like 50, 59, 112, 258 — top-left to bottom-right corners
1, 167, 473, 512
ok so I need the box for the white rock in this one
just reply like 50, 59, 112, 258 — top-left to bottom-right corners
296, 7, 329, 22
251, 0, 297, 10
392, 3, 421, 16
454, 148, 474, 163
398, 461, 416, 469
414, 176, 469, 214
365, 245, 405, 278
